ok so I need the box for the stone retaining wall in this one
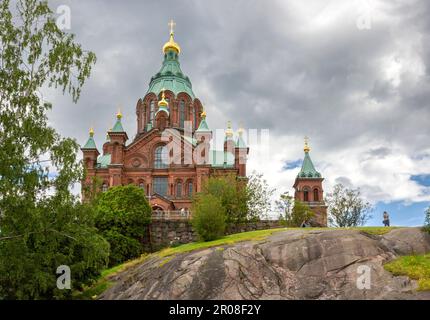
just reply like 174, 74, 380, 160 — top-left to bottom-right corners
143, 219, 283, 251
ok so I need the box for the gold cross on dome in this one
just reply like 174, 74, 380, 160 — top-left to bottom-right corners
304, 136, 309, 145
168, 19, 176, 35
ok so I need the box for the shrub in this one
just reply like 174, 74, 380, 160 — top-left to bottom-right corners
192, 194, 227, 241
424, 207, 430, 233
287, 201, 315, 227
95, 185, 152, 266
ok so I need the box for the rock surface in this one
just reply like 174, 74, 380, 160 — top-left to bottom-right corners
100, 228, 430, 300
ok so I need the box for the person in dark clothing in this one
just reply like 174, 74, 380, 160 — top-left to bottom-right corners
383, 211, 390, 227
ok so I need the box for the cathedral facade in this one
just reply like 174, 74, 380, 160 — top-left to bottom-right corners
81, 23, 249, 213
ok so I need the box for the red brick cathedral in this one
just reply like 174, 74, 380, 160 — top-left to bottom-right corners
81, 22, 249, 213
293, 138, 327, 226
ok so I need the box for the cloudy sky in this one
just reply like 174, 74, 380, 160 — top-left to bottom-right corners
45, 0, 430, 226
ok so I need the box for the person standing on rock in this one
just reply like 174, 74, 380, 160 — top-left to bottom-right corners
383, 211, 390, 227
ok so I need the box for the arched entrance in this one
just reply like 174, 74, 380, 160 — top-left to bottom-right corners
152, 205, 165, 218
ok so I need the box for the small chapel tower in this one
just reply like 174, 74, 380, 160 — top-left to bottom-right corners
293, 137, 327, 226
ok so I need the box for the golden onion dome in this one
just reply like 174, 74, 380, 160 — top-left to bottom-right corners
163, 20, 181, 54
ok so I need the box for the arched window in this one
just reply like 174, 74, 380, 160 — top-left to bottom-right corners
303, 189, 309, 202
142, 105, 147, 128
188, 181, 193, 197
154, 146, 168, 168
176, 181, 182, 198
179, 101, 185, 128
139, 181, 145, 190
313, 188, 319, 202
102, 183, 108, 192
192, 106, 196, 130
150, 100, 155, 125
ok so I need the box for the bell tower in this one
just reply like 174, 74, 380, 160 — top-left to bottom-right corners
293, 137, 327, 226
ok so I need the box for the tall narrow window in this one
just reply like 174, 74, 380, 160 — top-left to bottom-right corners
102, 183, 108, 192
153, 177, 168, 196
179, 101, 185, 128
176, 182, 182, 198
150, 100, 155, 125
188, 181, 193, 197
313, 188, 319, 202
142, 106, 147, 130
192, 106, 196, 130
304, 189, 309, 202
154, 146, 168, 168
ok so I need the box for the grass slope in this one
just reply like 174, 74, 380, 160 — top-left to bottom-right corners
74, 226, 399, 299
384, 254, 430, 291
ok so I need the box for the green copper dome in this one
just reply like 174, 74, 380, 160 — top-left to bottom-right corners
196, 117, 210, 132
298, 151, 322, 178
82, 128, 97, 150
147, 47, 195, 99
82, 136, 97, 150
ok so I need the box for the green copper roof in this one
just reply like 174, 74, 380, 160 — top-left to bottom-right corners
82, 136, 97, 149
236, 135, 247, 148
96, 154, 111, 168
112, 119, 125, 132
196, 118, 210, 132
210, 150, 234, 168
298, 151, 322, 178
147, 50, 195, 99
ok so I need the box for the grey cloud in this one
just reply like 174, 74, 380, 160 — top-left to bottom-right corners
41, 0, 430, 201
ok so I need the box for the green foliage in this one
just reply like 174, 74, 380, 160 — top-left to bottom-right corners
276, 192, 313, 227
245, 172, 275, 221
198, 173, 273, 224
199, 174, 247, 224
95, 185, 152, 266
384, 254, 430, 291
0, 0, 105, 299
192, 194, 227, 241
326, 184, 373, 227
275, 192, 294, 226
424, 207, 430, 233
288, 200, 315, 227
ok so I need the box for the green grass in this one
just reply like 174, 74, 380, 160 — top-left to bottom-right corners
73, 254, 150, 300
384, 254, 430, 291
157, 227, 287, 257
300, 226, 398, 235
351, 226, 398, 235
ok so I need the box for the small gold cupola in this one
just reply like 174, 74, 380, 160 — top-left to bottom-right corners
158, 89, 168, 107
304, 136, 311, 153
225, 121, 234, 139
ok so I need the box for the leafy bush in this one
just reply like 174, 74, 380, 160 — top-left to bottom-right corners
327, 183, 373, 227
288, 200, 315, 227
0, 202, 110, 299
200, 175, 247, 224
95, 185, 152, 266
192, 194, 227, 241
424, 207, 430, 233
